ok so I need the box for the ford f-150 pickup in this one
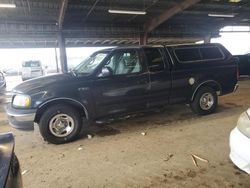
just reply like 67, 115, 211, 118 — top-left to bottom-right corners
7, 43, 238, 144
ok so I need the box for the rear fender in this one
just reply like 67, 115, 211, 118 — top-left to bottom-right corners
191, 80, 222, 101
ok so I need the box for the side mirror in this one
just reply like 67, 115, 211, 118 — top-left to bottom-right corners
98, 67, 112, 77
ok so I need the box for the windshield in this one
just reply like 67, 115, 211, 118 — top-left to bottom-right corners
73, 52, 108, 75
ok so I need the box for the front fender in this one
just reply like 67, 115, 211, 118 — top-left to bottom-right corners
34, 98, 89, 123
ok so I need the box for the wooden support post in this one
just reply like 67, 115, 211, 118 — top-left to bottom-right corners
58, 32, 68, 73
144, 0, 201, 33
139, 33, 148, 45
204, 35, 211, 44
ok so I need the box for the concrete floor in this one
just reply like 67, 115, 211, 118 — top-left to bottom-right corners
0, 78, 250, 188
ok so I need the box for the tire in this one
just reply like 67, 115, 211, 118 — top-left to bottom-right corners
39, 104, 82, 144
190, 86, 218, 115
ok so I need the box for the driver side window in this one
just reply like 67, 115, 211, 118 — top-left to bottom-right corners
105, 50, 142, 75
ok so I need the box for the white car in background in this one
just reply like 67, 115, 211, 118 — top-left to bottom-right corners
21, 60, 44, 81
230, 109, 250, 174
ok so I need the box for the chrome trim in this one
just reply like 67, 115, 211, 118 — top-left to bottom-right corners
7, 111, 35, 122
191, 80, 221, 101
49, 113, 75, 137
38, 97, 89, 119
199, 92, 214, 110
247, 109, 250, 118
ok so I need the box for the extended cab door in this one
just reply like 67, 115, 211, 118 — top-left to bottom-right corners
143, 47, 172, 107
92, 49, 150, 118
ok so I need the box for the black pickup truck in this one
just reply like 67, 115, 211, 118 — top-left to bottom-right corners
7, 43, 238, 144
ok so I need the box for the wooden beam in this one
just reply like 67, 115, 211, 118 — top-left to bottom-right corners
144, 0, 201, 33
58, 32, 68, 73
58, 0, 68, 29
139, 33, 148, 45
86, 0, 101, 18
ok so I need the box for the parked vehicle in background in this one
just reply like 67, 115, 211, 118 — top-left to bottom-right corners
0, 132, 23, 188
229, 109, 250, 174
233, 54, 250, 75
2, 68, 19, 76
7, 44, 238, 144
21, 60, 43, 81
0, 71, 6, 90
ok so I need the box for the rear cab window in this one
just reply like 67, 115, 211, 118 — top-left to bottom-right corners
174, 46, 225, 63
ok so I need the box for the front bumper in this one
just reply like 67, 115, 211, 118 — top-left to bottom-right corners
229, 127, 250, 174
6, 104, 36, 131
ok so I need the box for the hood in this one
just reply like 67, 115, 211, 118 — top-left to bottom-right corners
14, 73, 73, 94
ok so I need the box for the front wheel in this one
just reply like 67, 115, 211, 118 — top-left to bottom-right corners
39, 104, 82, 144
190, 87, 218, 115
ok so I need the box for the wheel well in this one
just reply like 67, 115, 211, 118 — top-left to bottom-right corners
34, 99, 87, 123
191, 81, 221, 101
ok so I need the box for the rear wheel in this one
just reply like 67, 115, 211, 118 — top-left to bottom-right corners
39, 104, 82, 144
190, 86, 218, 115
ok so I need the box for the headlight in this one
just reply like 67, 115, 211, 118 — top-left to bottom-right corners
13, 94, 31, 108
237, 111, 250, 138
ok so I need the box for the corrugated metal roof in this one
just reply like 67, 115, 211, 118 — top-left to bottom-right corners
0, 0, 249, 48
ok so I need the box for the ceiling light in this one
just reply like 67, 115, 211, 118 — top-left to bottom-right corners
208, 13, 236, 18
108, 9, 146, 15
229, 0, 241, 3
242, 18, 250, 22
0, 3, 16, 8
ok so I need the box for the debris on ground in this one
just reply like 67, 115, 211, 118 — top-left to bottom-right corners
141, 132, 147, 136
191, 154, 209, 167
60, 153, 65, 158
78, 147, 83, 151
192, 154, 209, 163
191, 155, 198, 167
21, 170, 29, 175
87, 134, 93, 139
164, 154, 174, 162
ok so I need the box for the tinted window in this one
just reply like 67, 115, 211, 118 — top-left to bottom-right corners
200, 47, 224, 60
105, 50, 142, 75
22, 61, 41, 67
144, 48, 164, 71
175, 48, 201, 62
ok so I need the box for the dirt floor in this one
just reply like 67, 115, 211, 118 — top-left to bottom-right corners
1, 78, 250, 188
